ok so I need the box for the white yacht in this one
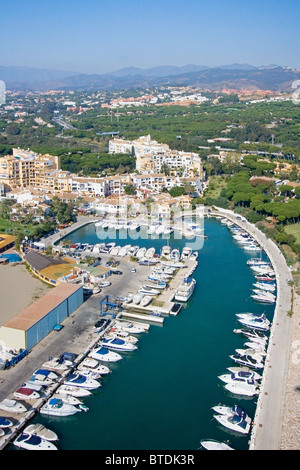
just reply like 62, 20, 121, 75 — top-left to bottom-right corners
136, 247, 146, 259
89, 346, 123, 362
253, 282, 276, 292
145, 247, 156, 259
132, 292, 144, 304
28, 374, 54, 387
218, 370, 260, 385
230, 352, 264, 369
214, 411, 251, 434
56, 385, 92, 398
237, 316, 270, 331
0, 399, 27, 414
170, 248, 180, 260
163, 226, 173, 235
113, 320, 148, 334
155, 224, 165, 235
105, 330, 138, 344
14, 433, 58, 450
144, 281, 166, 290
33, 369, 58, 381
200, 440, 234, 450
140, 295, 153, 307
161, 245, 171, 258
110, 245, 121, 256
227, 366, 261, 381
63, 373, 101, 390
139, 286, 160, 296
218, 371, 259, 397
13, 387, 41, 401
251, 293, 275, 304
77, 357, 111, 375
174, 278, 196, 302
118, 245, 131, 257
181, 246, 192, 260
40, 398, 80, 417
23, 423, 58, 442
101, 337, 138, 352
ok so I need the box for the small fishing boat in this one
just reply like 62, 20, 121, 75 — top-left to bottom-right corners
14, 433, 58, 450
40, 398, 81, 417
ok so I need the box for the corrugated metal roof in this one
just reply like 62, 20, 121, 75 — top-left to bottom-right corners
24, 251, 65, 272
3, 283, 82, 331
0, 234, 16, 251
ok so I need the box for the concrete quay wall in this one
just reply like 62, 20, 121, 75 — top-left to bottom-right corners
211, 208, 294, 450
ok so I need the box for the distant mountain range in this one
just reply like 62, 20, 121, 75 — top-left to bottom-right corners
1, 63, 299, 92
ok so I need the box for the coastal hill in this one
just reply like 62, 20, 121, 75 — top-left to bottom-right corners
2, 63, 300, 92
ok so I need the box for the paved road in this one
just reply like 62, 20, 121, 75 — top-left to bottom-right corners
212, 208, 293, 450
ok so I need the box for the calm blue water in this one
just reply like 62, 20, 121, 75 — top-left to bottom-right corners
28, 219, 274, 450
0, 253, 22, 262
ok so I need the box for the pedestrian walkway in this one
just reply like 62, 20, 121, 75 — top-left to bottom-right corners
212, 208, 294, 450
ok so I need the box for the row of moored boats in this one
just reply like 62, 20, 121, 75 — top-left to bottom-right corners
0, 319, 149, 450
200, 218, 275, 450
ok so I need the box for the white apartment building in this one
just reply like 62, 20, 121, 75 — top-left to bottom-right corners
109, 135, 203, 178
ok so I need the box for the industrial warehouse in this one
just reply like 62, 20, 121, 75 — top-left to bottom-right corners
0, 283, 83, 351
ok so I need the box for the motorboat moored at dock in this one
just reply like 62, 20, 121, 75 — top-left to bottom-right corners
174, 277, 196, 302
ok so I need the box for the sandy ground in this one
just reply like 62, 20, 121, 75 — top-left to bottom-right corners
0, 261, 51, 325
280, 290, 300, 450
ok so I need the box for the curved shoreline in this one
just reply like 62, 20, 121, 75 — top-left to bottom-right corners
211, 207, 294, 450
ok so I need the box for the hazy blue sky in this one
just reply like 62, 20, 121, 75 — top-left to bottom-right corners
1, 0, 299, 73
